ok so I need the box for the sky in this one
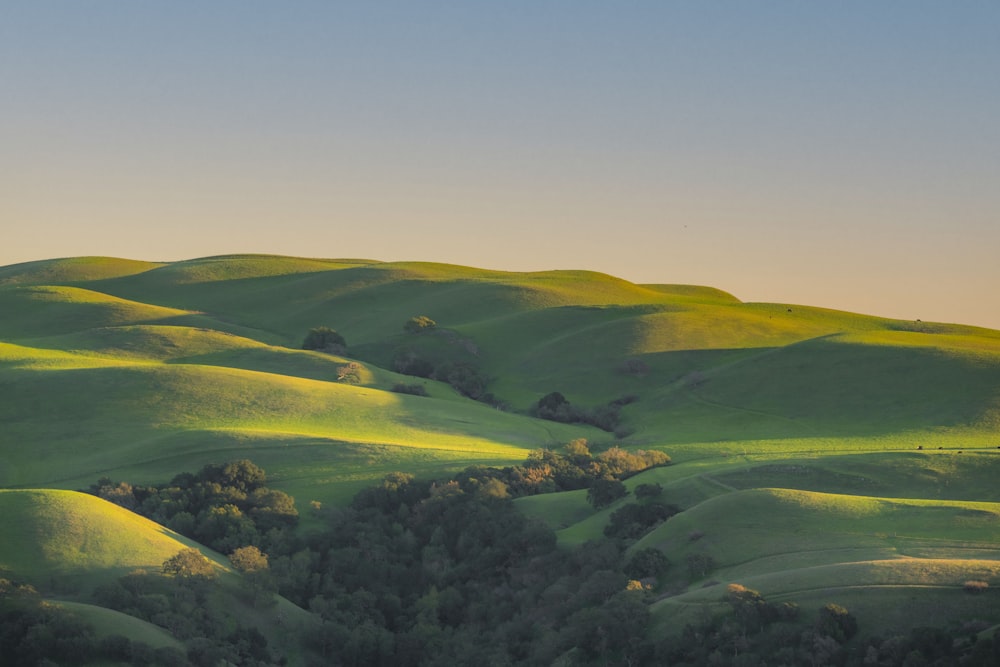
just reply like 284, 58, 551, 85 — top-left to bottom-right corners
3, 2, 999, 329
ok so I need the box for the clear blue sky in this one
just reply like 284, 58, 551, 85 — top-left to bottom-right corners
3, 2, 998, 329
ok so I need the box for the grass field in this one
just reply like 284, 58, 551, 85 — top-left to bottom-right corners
1, 254, 999, 646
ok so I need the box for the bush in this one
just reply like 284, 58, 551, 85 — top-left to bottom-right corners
337, 362, 362, 384
404, 316, 437, 333
433, 361, 488, 399
964, 580, 989, 594
393, 349, 435, 378
302, 327, 346, 352
635, 483, 663, 500
392, 383, 429, 396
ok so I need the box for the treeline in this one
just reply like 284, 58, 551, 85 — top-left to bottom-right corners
401, 438, 670, 501
89, 459, 298, 554
534, 391, 637, 434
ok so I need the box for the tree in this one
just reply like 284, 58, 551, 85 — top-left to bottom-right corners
337, 362, 362, 384
219, 459, 266, 493
625, 548, 670, 580
605, 502, 677, 540
564, 438, 592, 462
404, 315, 437, 333
162, 548, 215, 580
302, 327, 346, 352
587, 479, 627, 509
230, 546, 274, 607
537, 391, 568, 414
726, 583, 768, 632
817, 603, 858, 642
248, 488, 299, 531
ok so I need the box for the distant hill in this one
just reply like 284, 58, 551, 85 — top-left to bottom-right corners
1, 254, 997, 501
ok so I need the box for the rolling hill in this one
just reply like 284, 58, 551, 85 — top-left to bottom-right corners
1, 254, 998, 661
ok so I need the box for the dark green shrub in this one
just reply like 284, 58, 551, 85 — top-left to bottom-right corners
587, 479, 627, 508
625, 548, 670, 580
392, 383, 429, 396
302, 327, 346, 352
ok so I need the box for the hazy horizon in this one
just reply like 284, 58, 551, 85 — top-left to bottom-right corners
4, 2, 998, 330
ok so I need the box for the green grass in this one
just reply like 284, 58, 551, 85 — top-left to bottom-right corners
0, 488, 317, 661
53, 600, 184, 649
3, 254, 1000, 644
0, 489, 221, 591
0, 343, 593, 503
652, 561, 1000, 639
0, 256, 164, 287
637, 487, 1000, 621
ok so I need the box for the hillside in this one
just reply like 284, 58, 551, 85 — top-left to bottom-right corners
1, 254, 999, 662
0, 489, 212, 590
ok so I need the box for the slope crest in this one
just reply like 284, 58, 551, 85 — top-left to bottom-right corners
0, 286, 195, 339
0, 257, 163, 287
0, 489, 205, 585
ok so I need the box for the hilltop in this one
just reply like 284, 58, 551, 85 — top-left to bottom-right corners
1, 254, 998, 664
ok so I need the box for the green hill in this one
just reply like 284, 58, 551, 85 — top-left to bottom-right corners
0, 489, 218, 589
640, 487, 1000, 636
2, 254, 999, 658
2, 253, 998, 501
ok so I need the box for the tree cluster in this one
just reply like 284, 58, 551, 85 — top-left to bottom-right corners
429, 441, 669, 501
534, 391, 638, 433
273, 470, 655, 666
391, 382, 429, 397
392, 351, 502, 405
604, 500, 680, 540
88, 459, 298, 555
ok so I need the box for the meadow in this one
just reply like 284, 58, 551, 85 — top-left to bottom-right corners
1, 254, 998, 662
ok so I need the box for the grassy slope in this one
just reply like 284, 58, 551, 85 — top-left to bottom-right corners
0, 489, 315, 661
0, 489, 220, 589
54, 600, 184, 650
642, 486, 1000, 637
2, 254, 1000, 642
0, 349, 589, 502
